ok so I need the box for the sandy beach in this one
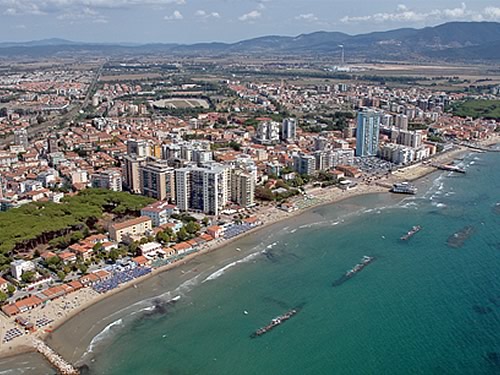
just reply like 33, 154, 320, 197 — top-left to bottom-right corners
0, 136, 498, 369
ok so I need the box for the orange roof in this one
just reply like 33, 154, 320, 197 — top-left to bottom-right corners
0, 276, 9, 285
200, 233, 214, 242
132, 255, 149, 265
15, 295, 43, 310
94, 270, 110, 279
2, 304, 19, 316
173, 242, 192, 251
206, 225, 222, 232
111, 216, 151, 231
68, 280, 83, 290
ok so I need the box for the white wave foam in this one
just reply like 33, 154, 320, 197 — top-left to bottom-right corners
266, 241, 278, 249
432, 202, 446, 208
203, 251, 263, 283
85, 318, 123, 355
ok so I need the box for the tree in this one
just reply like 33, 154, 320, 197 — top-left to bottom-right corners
6, 284, 15, 295
185, 221, 200, 235
202, 217, 210, 226
0, 291, 7, 303
21, 271, 36, 284
108, 249, 120, 262
177, 227, 189, 242
78, 263, 88, 275
57, 270, 66, 281
156, 230, 170, 244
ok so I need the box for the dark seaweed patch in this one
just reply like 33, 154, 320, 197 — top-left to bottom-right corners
472, 305, 493, 315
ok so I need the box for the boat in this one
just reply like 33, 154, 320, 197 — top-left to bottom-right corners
332, 256, 375, 287
400, 225, 422, 241
390, 182, 417, 195
250, 306, 302, 338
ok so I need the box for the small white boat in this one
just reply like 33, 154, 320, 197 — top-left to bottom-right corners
236, 247, 241, 252
243, 310, 249, 315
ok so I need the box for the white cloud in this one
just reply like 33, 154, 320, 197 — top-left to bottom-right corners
295, 13, 318, 22
164, 10, 183, 20
1, 0, 186, 16
340, 3, 500, 24
195, 10, 220, 19
239, 10, 261, 22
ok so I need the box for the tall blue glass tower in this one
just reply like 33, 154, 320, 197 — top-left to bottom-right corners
356, 109, 381, 157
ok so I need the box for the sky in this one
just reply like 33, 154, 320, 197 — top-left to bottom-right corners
1, 0, 500, 44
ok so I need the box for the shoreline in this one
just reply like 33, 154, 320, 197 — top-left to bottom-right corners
0, 138, 497, 368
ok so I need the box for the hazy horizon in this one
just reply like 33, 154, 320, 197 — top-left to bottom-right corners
1, 1, 500, 44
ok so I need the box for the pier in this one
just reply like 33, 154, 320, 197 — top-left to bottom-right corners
32, 338, 79, 375
431, 163, 466, 174
460, 142, 500, 153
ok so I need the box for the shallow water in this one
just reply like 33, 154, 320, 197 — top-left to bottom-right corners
85, 151, 500, 375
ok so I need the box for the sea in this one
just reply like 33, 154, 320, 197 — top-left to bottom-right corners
1, 148, 500, 375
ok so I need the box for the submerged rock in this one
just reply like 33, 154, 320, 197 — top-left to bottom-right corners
447, 226, 475, 248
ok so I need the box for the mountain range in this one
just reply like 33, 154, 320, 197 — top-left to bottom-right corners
1, 22, 500, 61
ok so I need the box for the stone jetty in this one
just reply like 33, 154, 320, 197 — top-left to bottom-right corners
32, 338, 79, 375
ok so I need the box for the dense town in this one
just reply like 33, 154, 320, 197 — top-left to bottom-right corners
0, 60, 498, 350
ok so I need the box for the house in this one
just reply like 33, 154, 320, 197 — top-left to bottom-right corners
41, 285, 72, 301
94, 270, 112, 281
98, 241, 118, 252
163, 247, 176, 257
199, 233, 214, 243
331, 170, 345, 181
172, 242, 192, 255
84, 234, 108, 245
139, 242, 163, 256
109, 216, 152, 242
40, 251, 57, 261
80, 273, 100, 286
0, 277, 9, 293
68, 243, 93, 262
132, 255, 150, 267
1, 295, 45, 316
141, 201, 178, 227
10, 260, 35, 280
59, 251, 77, 264
243, 216, 262, 226
206, 225, 223, 239
67, 280, 83, 291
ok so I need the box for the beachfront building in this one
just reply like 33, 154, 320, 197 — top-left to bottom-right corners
175, 164, 230, 216
356, 109, 381, 157
10, 260, 35, 280
206, 225, 224, 239
140, 159, 176, 201
231, 169, 256, 208
293, 153, 317, 176
109, 216, 153, 242
141, 201, 178, 227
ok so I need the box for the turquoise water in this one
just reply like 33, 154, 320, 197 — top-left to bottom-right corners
86, 150, 500, 375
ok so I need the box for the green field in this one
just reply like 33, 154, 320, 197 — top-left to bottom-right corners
453, 99, 500, 120
0, 189, 154, 260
